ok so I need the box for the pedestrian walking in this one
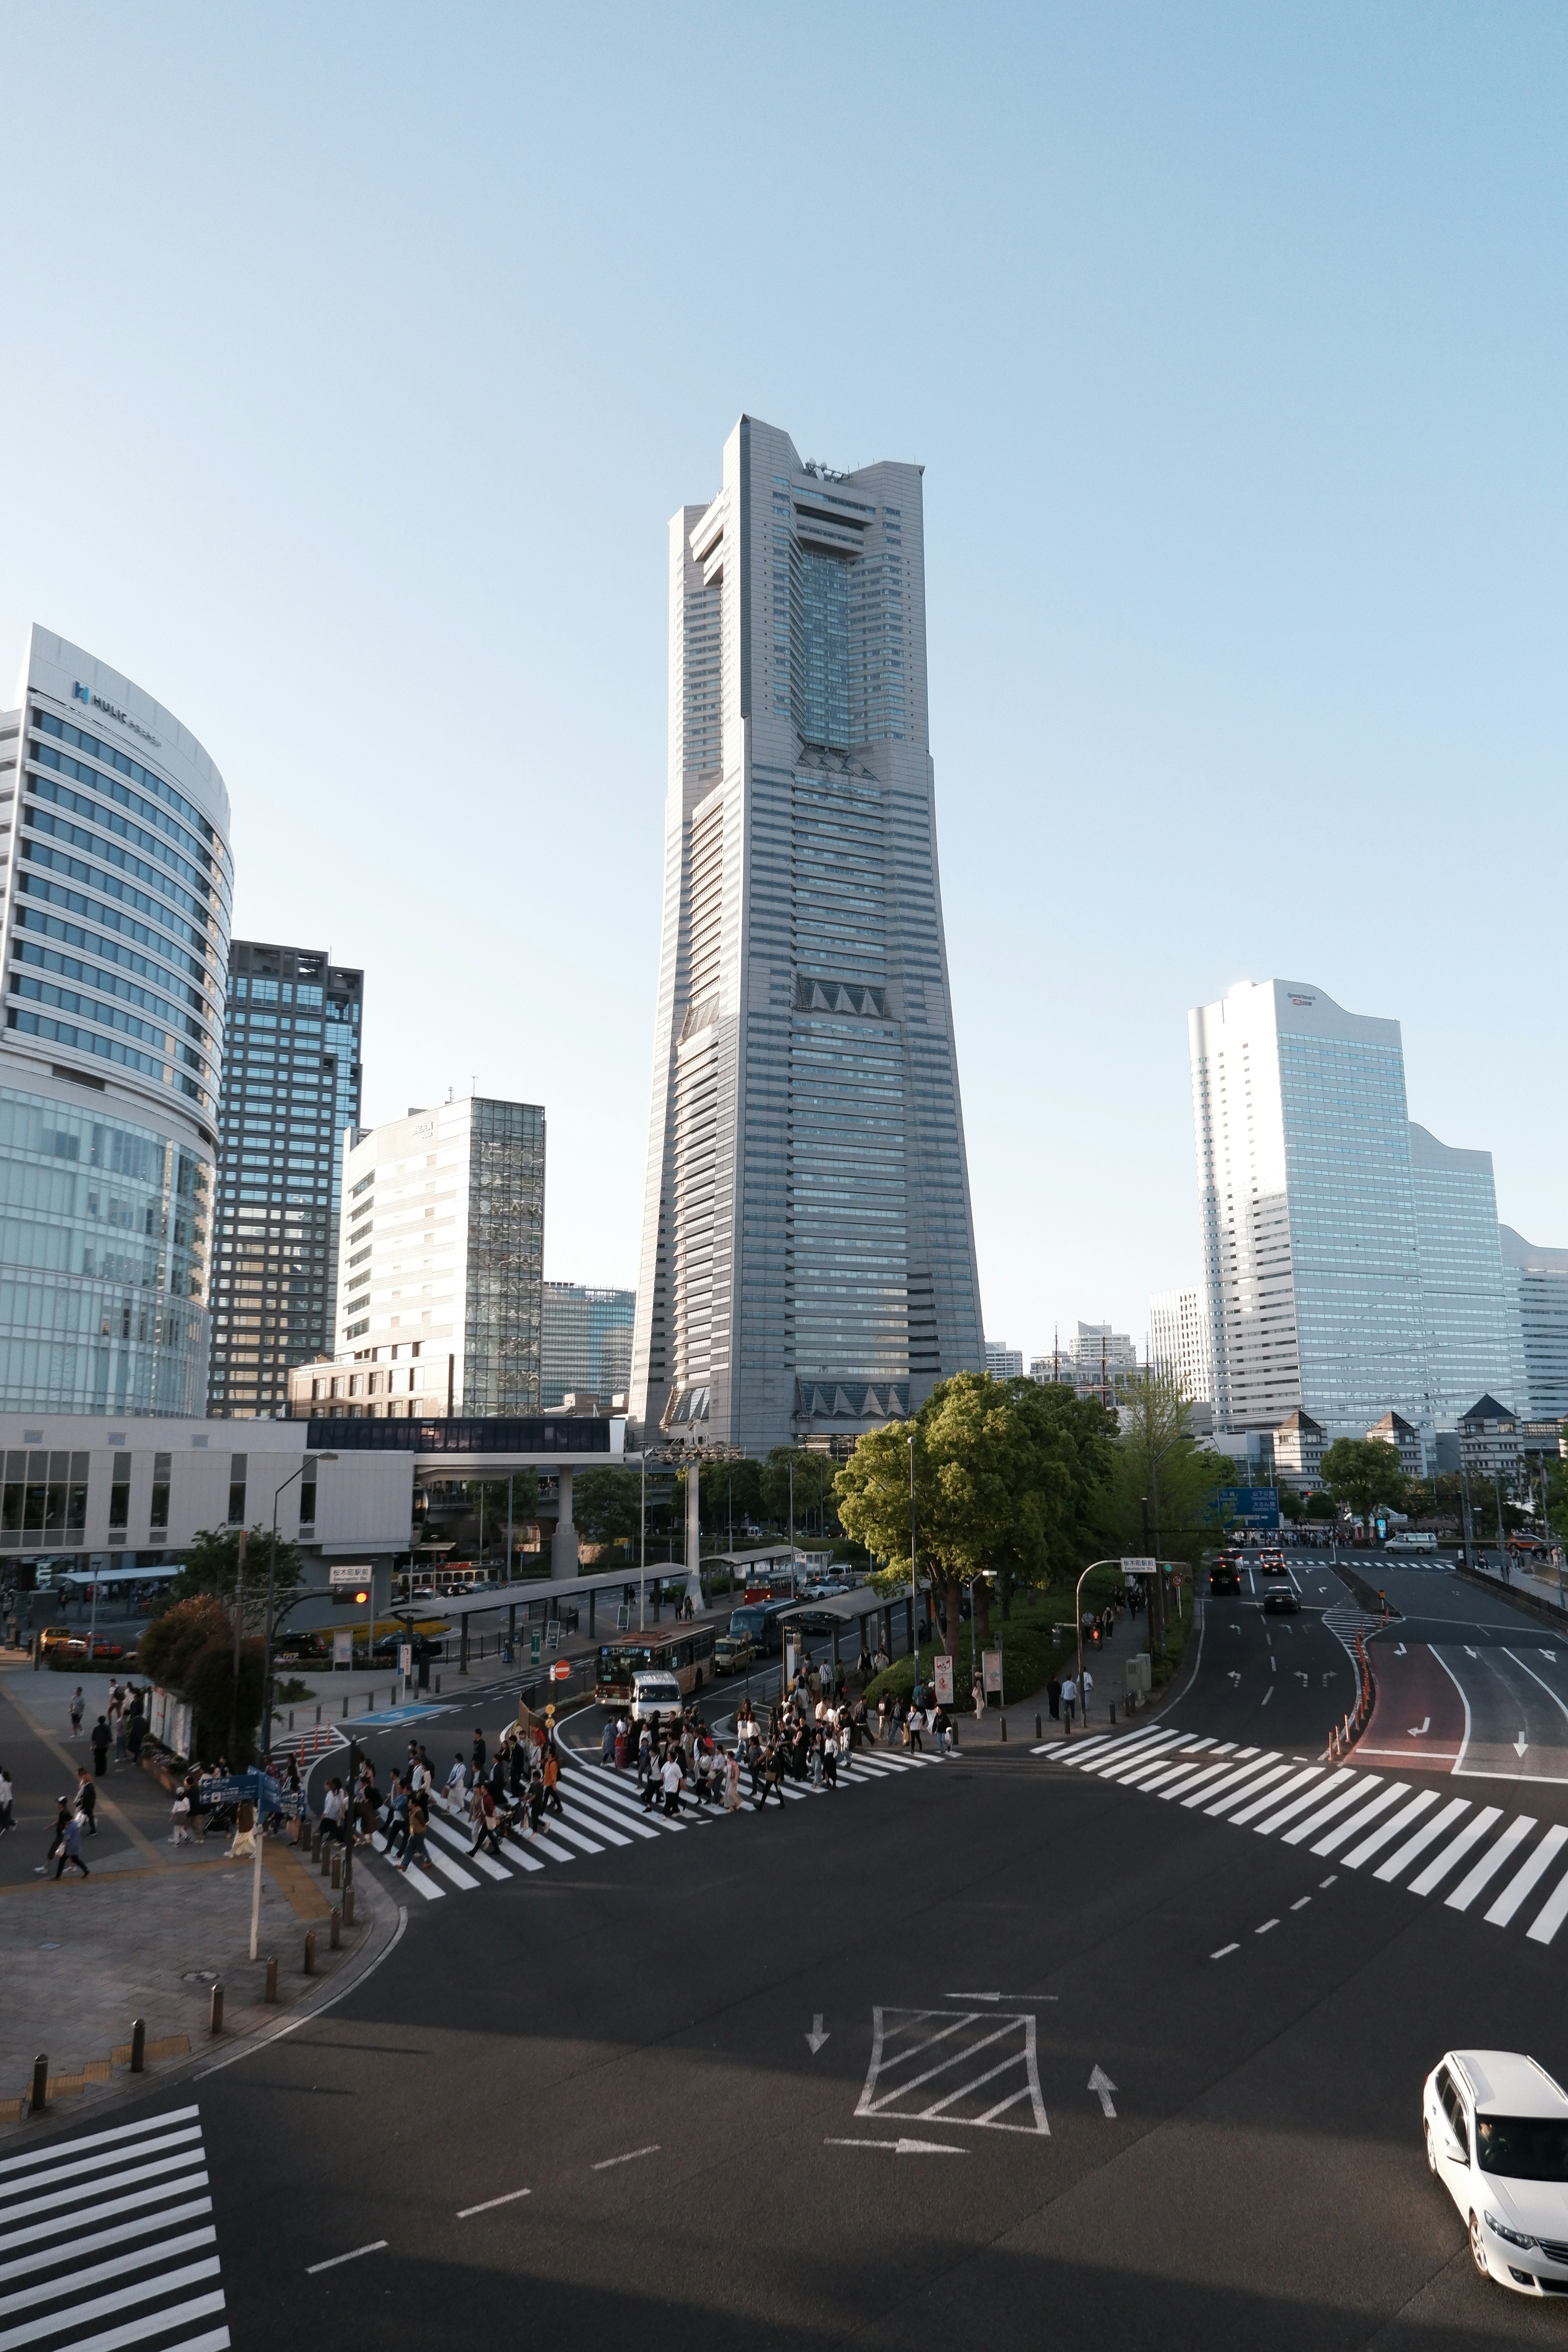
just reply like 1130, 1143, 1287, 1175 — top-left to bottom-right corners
90, 1716, 110, 1777
168, 1786, 192, 1844
0, 1764, 13, 1834
445, 1752, 466, 1814
1061, 1674, 1078, 1731
75, 1766, 97, 1836
54, 1809, 88, 1879
724, 1749, 741, 1812
660, 1752, 684, 1817
1080, 1666, 1094, 1724
401, 1791, 430, 1873
69, 1688, 85, 1739
542, 1746, 564, 1818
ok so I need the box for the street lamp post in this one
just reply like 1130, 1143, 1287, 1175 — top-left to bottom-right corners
261, 1454, 337, 1764
907, 1434, 918, 1697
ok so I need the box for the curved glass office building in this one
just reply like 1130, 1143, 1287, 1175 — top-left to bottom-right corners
0, 628, 232, 1414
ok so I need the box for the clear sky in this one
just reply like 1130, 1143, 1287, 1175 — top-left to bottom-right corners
2, 5, 1563, 1367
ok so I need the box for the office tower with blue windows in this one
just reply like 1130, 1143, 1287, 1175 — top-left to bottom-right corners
629, 415, 984, 1456
0, 628, 230, 1418
542, 1281, 635, 1408
207, 943, 363, 1418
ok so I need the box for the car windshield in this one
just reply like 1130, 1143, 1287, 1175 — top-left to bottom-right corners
1476, 2116, 1568, 2180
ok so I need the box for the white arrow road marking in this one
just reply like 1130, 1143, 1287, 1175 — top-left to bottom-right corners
1543, 1651, 1558, 1665
1408, 1717, 1430, 1736
1089, 2065, 1117, 2118
825, 2137, 968, 2156
1296, 1672, 1309, 1687
1228, 1670, 1241, 1686
1261, 1688, 1273, 1706
1516, 1735, 1529, 1758
1323, 1673, 1334, 1686
944, 1993, 1059, 2003
1396, 1643, 1408, 1656
807, 2014, 830, 2054
1465, 1647, 1478, 1659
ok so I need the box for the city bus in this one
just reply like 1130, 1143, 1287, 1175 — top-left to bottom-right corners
595, 1628, 717, 1708
726, 1599, 795, 1655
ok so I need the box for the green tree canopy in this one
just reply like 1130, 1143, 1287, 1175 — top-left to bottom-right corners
760, 1448, 839, 1535
1320, 1437, 1408, 1519
573, 1467, 641, 1548
159, 1526, 306, 1634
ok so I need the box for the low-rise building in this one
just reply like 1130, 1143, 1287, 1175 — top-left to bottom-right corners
1457, 1394, 1522, 1486
1272, 1408, 1325, 1489
1367, 1409, 1424, 1480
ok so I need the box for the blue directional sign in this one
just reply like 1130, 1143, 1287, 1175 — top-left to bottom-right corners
1216, 1486, 1280, 1528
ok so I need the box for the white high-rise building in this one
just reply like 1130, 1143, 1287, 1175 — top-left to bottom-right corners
1407, 1123, 1520, 1426
0, 630, 231, 1417
1148, 1287, 1214, 1405
1189, 979, 1428, 1441
984, 1341, 1023, 1381
1499, 1226, 1568, 1422
629, 416, 983, 1454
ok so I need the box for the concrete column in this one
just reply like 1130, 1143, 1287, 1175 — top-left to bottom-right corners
685, 1460, 701, 1607
551, 1468, 577, 1579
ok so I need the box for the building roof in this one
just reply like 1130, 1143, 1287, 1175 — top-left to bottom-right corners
1368, 1411, 1418, 1439
1276, 1410, 1324, 1435
1460, 1395, 1516, 1426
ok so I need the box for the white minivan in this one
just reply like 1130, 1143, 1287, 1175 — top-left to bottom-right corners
630, 1670, 683, 1724
1424, 2049, 1568, 2294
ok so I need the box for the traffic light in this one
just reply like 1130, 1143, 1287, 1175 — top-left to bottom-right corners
332, 1582, 370, 1608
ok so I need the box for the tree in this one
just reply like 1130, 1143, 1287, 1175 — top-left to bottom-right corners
160, 1526, 306, 1635
573, 1467, 641, 1550
1320, 1438, 1408, 1520
1305, 1490, 1338, 1522
1105, 1368, 1233, 1642
760, 1448, 838, 1537
137, 1595, 264, 1766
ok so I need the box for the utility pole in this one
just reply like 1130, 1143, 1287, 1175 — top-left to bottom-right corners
228, 1528, 248, 1762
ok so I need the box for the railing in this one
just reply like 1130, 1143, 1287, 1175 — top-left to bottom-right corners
1329, 1630, 1375, 1761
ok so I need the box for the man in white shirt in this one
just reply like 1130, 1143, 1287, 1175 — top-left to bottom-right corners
1061, 1675, 1078, 1731
1080, 1666, 1094, 1723
661, 1753, 684, 1817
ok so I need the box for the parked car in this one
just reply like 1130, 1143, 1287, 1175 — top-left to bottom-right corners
37, 1625, 76, 1656
371, 1632, 443, 1664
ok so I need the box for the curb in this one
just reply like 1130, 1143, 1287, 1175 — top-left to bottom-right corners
1454, 1560, 1568, 1631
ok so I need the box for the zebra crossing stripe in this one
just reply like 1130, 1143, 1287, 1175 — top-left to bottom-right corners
536, 1818, 605, 1858
1115, 1746, 1208, 1791
1149, 1756, 1236, 1801
0, 2109, 227, 2352
1232, 1766, 1325, 1828
1311, 1782, 1410, 1859
421, 1813, 533, 1877
1484, 1824, 1568, 1928
1446, 1814, 1536, 1912
1407, 1806, 1503, 1896
1341, 1788, 1439, 1871
1374, 1797, 1470, 1884
1280, 1777, 1381, 1846
1092, 1733, 1189, 1779
1173, 1751, 1267, 1806
1205, 1762, 1295, 1818
554, 1780, 663, 1839
1250, 1769, 1352, 1838
421, 1840, 483, 1891
1526, 1859, 1568, 1945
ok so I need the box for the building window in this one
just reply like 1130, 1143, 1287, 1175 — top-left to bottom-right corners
299, 1461, 317, 1530
150, 1452, 171, 1535
109, 1452, 131, 1531
228, 1453, 247, 1526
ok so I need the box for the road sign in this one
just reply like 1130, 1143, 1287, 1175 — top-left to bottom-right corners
1120, 1556, 1158, 1576
530, 1633, 541, 1666
1215, 1487, 1279, 1528
933, 1654, 955, 1706
399, 1644, 412, 1677
548, 1660, 571, 1683
329, 1564, 370, 1586
982, 1649, 1002, 1695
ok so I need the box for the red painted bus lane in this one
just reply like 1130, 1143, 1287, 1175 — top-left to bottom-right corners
1356, 1641, 1466, 1770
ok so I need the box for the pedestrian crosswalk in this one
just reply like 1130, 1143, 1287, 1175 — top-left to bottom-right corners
361, 1744, 939, 1902
0, 2102, 228, 2352
1040, 1722, 1568, 1951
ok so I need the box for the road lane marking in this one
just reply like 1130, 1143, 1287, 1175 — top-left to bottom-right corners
307, 2241, 387, 2274
457, 2189, 530, 2218
1261, 1688, 1273, 1706
857, 2008, 1050, 2136
1501, 1648, 1568, 1731
1342, 1788, 1438, 1870
1255, 1919, 1278, 1935
1319, 1874, 1338, 1886
1407, 1806, 1504, 1895
1281, 1779, 1379, 1846
1290, 1897, 1311, 1911
1527, 1863, 1568, 1945
1446, 1815, 1537, 1911
1312, 1782, 1409, 1858
1375, 1796, 1472, 1882
1485, 1824, 1568, 1927
591, 2146, 660, 2172
824, 2138, 966, 2156
1210, 1944, 1239, 1958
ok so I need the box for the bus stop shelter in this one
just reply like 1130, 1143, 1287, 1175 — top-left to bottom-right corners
775, 1585, 920, 1680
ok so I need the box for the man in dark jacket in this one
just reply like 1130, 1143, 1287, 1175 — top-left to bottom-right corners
90, 1717, 110, 1777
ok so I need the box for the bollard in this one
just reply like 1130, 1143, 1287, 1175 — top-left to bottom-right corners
304, 1930, 317, 1976
1000, 1715, 1007, 1742
1036, 1713, 1042, 1740
330, 1852, 341, 1891
315, 1703, 322, 1726
265, 1957, 278, 2004
1109, 1702, 1117, 1727
311, 1825, 321, 1862
435, 1675, 441, 1695
209, 1984, 225, 2036
30, 2055, 48, 2114
288, 1710, 294, 1731
343, 1886, 354, 1928
320, 1841, 332, 1877
342, 1695, 348, 1720
330, 1905, 342, 1951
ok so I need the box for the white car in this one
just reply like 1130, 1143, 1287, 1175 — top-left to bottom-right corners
1423, 2049, 1568, 2294
630, 1670, 682, 1724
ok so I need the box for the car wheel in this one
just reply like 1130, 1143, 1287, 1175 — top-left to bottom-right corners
1425, 2124, 1437, 2176
1470, 2212, 1490, 2279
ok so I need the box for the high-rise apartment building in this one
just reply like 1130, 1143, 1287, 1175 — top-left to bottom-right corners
629, 415, 983, 1454
1406, 1122, 1519, 1427
208, 944, 362, 1417
0, 629, 230, 1415
332, 1096, 543, 1414
1189, 980, 1428, 1441
1148, 1287, 1214, 1405
541, 1282, 635, 1408
984, 1341, 1024, 1381
1499, 1226, 1568, 1422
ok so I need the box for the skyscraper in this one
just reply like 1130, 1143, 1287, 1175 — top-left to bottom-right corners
208, 943, 363, 1417
629, 416, 983, 1455
1148, 1287, 1214, 1406
0, 628, 231, 1415
328, 1096, 544, 1414
1406, 1122, 1519, 1425
541, 1282, 635, 1408
1189, 979, 1428, 1440
1499, 1225, 1568, 1421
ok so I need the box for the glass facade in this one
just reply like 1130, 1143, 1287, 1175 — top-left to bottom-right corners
541, 1281, 635, 1408
1407, 1123, 1519, 1423
0, 635, 229, 1417
632, 419, 983, 1454
1500, 1226, 1568, 1421
208, 944, 363, 1418
462, 1099, 545, 1415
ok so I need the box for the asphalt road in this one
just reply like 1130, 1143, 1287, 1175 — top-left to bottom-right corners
1188, 1552, 1363, 1754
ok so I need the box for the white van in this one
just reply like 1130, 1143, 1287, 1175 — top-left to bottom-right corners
630, 1670, 683, 1723
1385, 1530, 1438, 1550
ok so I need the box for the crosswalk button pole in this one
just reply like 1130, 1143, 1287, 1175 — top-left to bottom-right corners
29, 2055, 47, 2114
129, 2018, 145, 2073
265, 1958, 278, 2003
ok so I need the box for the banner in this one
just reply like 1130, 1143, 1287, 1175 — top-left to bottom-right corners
933, 1653, 955, 1706
982, 1649, 1002, 1695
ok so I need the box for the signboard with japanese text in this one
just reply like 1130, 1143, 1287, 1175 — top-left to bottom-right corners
982, 1650, 1003, 1695
933, 1654, 955, 1706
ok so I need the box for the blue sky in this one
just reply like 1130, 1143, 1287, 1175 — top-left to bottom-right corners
2, 4, 1563, 1363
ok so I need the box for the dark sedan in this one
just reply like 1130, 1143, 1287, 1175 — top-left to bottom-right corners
1263, 1585, 1301, 1614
